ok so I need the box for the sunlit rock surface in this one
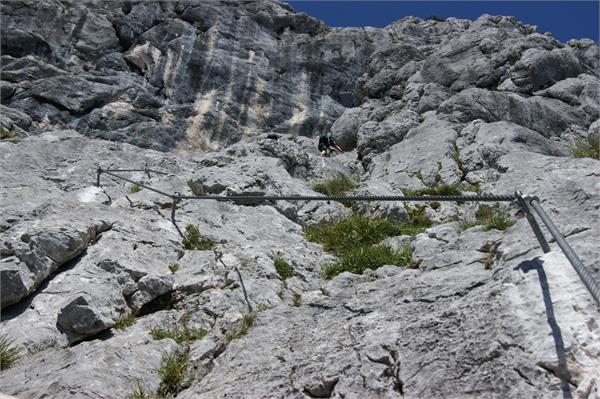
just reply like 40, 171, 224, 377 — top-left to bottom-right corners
1, 1, 599, 398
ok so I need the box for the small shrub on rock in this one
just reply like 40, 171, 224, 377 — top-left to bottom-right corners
273, 257, 294, 280
404, 206, 433, 234
484, 211, 516, 231
0, 332, 22, 370
182, 224, 216, 250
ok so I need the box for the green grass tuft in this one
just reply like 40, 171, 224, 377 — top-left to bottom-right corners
157, 350, 191, 397
404, 206, 433, 234
168, 262, 180, 274
322, 244, 415, 279
182, 224, 216, 250
305, 213, 423, 279
273, 258, 294, 280
129, 184, 141, 194
127, 382, 151, 399
226, 314, 255, 342
0, 332, 22, 370
569, 137, 599, 160
484, 212, 516, 231
403, 184, 462, 197
0, 129, 17, 140
114, 312, 136, 331
292, 293, 302, 307
460, 206, 515, 232
312, 176, 357, 197
150, 316, 207, 344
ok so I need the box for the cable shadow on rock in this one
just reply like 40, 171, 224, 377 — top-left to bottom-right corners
515, 258, 573, 399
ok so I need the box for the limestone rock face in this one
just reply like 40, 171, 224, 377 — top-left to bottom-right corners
2, 1, 597, 151
0, 2, 599, 399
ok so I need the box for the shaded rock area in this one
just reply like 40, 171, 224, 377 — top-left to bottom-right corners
1, 1, 599, 399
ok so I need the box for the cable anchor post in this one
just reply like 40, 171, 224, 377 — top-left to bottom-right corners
515, 191, 550, 253
96, 166, 102, 187
171, 192, 181, 222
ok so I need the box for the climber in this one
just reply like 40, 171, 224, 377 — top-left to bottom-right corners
318, 132, 343, 157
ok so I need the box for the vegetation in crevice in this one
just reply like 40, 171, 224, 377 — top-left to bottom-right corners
312, 175, 357, 207
0, 129, 17, 140
404, 205, 433, 233
403, 184, 462, 197
292, 293, 302, 307
312, 175, 356, 197
0, 332, 22, 370
168, 262, 180, 274
568, 136, 599, 160
305, 213, 423, 279
182, 224, 216, 251
273, 257, 294, 280
150, 314, 207, 344
226, 313, 255, 342
157, 349, 192, 397
481, 250, 497, 270
129, 184, 141, 194
114, 312, 137, 331
126, 382, 150, 399
460, 206, 516, 232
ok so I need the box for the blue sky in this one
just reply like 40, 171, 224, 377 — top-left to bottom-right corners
287, 1, 600, 42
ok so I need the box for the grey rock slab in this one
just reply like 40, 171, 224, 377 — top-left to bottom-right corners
0, 328, 178, 399
440, 88, 589, 137
458, 120, 567, 173
366, 116, 461, 191
19, 75, 128, 115
1, 220, 109, 309
356, 107, 419, 161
